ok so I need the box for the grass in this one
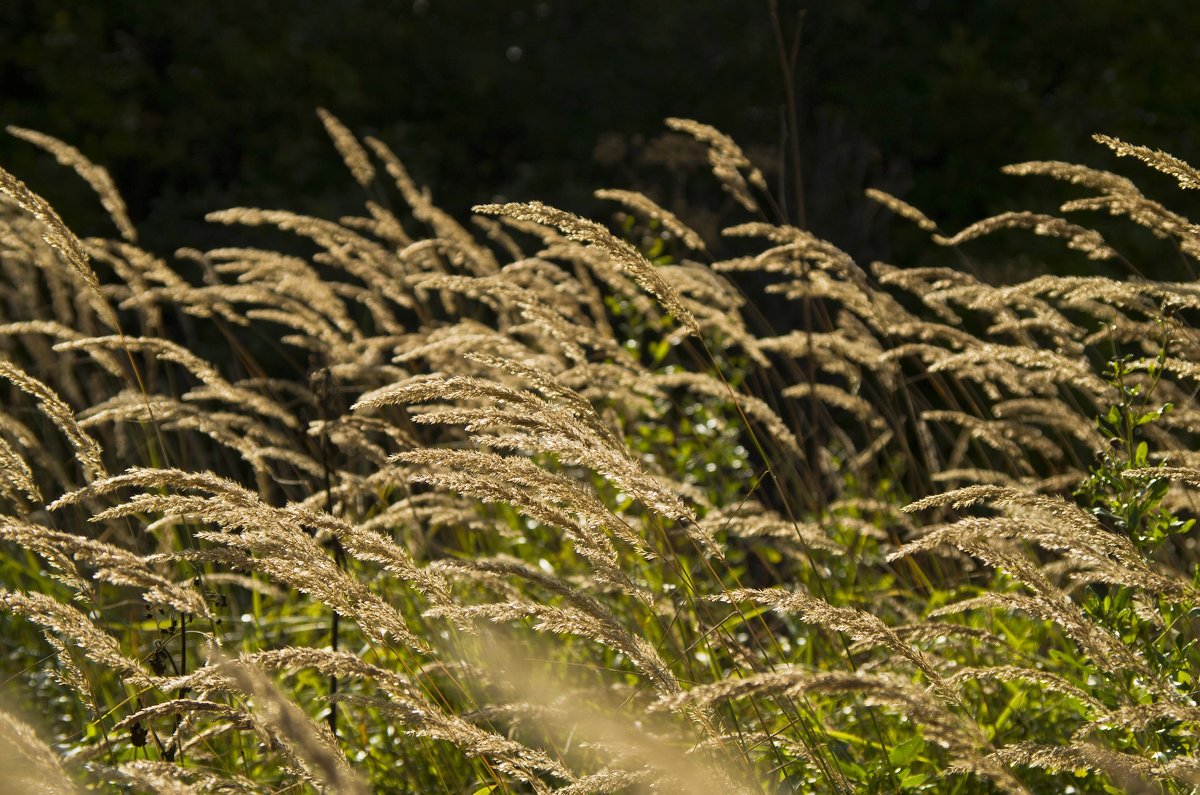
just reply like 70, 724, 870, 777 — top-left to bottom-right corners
0, 111, 1199, 793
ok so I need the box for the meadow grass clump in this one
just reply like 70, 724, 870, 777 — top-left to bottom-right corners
0, 112, 1199, 793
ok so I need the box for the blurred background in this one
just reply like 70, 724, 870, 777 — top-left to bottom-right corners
1, 1, 1198, 276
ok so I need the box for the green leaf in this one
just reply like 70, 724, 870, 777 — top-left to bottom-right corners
889, 736, 924, 767
900, 773, 928, 789
649, 338, 671, 364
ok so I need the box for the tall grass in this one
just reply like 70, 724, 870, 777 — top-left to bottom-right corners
0, 111, 1199, 793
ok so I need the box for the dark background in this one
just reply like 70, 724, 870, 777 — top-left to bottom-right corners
1, 1, 1198, 276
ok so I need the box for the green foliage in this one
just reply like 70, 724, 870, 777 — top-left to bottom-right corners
1078, 338, 1192, 550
